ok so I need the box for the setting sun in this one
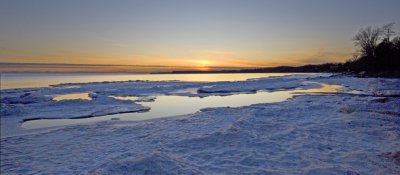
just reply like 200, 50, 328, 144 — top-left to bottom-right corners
193, 60, 213, 67
190, 60, 213, 71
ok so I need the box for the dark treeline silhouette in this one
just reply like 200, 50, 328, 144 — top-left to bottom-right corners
166, 63, 341, 74
346, 23, 400, 73
164, 23, 400, 77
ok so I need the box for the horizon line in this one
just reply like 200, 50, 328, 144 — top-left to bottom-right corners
0, 62, 262, 69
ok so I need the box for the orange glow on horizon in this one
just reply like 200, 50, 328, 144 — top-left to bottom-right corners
192, 60, 212, 67
188, 60, 212, 71
0, 48, 352, 72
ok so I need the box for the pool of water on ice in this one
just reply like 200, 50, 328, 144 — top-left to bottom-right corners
22, 83, 343, 129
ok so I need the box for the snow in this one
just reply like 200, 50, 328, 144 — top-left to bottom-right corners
1, 74, 400, 174
22, 85, 343, 130
197, 74, 330, 93
1, 80, 203, 136
2, 74, 323, 136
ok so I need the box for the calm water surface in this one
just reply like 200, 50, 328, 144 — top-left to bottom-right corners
0, 73, 302, 89
52, 93, 92, 101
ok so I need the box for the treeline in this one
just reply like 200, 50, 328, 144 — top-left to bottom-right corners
345, 23, 400, 72
273, 23, 400, 74
166, 23, 399, 76
247, 23, 400, 74
167, 63, 343, 74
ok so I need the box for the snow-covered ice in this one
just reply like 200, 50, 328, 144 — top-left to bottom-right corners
1, 74, 399, 174
20, 83, 343, 130
1, 74, 327, 136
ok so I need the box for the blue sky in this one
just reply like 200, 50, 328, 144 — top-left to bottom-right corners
1, 0, 399, 67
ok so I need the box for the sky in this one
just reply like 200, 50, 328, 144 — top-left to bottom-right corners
1, 0, 400, 70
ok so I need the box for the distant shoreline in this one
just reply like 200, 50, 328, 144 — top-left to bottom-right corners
1, 62, 399, 78
0, 62, 249, 73
155, 64, 400, 78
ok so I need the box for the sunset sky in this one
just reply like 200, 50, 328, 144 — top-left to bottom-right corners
1, 0, 400, 70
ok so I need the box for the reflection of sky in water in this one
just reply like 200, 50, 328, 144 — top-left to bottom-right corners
53, 93, 91, 101
109, 96, 139, 101
23, 83, 342, 129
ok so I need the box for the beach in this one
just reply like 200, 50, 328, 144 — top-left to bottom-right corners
1, 73, 399, 174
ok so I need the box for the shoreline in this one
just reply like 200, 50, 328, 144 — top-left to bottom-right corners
1, 74, 400, 174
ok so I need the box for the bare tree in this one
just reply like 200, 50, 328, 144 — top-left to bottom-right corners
381, 23, 396, 41
353, 26, 382, 57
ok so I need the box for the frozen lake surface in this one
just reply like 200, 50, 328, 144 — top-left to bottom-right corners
1, 73, 328, 137
22, 83, 342, 129
1, 72, 300, 89
1, 73, 400, 174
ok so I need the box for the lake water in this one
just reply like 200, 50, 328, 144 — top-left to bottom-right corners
22, 83, 342, 129
0, 73, 302, 89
